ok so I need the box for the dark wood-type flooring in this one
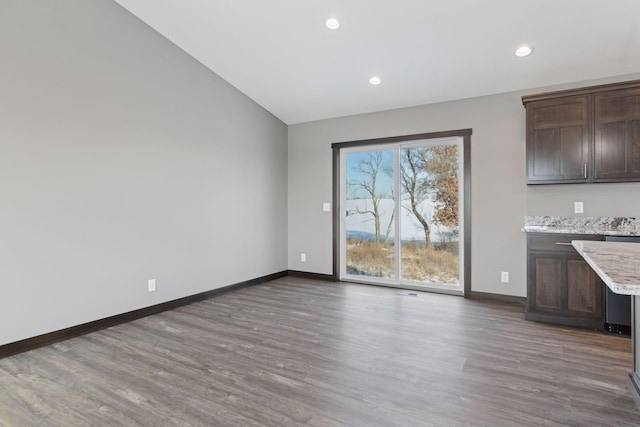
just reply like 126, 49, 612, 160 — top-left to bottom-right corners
1, 277, 639, 426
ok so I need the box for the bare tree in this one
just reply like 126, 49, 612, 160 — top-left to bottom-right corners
400, 147, 432, 247
347, 152, 394, 244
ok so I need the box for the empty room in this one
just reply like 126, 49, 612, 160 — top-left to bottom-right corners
3, 0, 640, 425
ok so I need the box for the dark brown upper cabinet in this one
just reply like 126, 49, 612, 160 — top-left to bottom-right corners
523, 80, 640, 185
525, 95, 590, 184
594, 87, 640, 181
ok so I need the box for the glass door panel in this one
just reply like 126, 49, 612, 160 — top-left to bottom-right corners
399, 143, 460, 288
344, 149, 396, 281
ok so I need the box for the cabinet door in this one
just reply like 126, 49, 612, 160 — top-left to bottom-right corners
566, 256, 604, 318
594, 87, 640, 182
529, 252, 566, 313
526, 96, 590, 184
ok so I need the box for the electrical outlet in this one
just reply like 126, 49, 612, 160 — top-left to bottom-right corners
300, 253, 307, 262
148, 279, 156, 292
501, 272, 509, 283
574, 201, 584, 214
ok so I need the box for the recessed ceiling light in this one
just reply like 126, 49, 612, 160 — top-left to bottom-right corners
515, 45, 533, 57
325, 18, 340, 30
369, 76, 381, 85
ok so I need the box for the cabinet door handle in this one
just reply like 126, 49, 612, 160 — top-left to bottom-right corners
554, 242, 574, 246
584, 163, 587, 179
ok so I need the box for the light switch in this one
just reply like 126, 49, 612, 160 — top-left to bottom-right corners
574, 202, 584, 214
322, 203, 331, 212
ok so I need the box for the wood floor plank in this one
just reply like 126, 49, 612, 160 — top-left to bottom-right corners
1, 277, 639, 426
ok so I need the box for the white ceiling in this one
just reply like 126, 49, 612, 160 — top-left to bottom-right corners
114, 0, 640, 125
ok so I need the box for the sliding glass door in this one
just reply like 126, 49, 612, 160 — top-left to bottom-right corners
340, 137, 464, 294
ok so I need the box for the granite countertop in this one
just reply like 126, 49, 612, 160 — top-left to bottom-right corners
523, 216, 640, 236
572, 240, 640, 295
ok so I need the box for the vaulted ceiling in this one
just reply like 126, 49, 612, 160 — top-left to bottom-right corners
114, 0, 640, 124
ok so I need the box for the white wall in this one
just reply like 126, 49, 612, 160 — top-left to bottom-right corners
0, 0, 288, 346
288, 74, 640, 297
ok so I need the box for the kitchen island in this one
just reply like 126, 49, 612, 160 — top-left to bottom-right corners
572, 240, 640, 409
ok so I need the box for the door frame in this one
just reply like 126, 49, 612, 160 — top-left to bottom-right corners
331, 129, 472, 297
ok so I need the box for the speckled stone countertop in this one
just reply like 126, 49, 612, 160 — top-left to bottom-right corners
523, 216, 640, 236
572, 240, 640, 295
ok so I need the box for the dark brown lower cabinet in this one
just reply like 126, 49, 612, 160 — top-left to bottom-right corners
526, 233, 605, 329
